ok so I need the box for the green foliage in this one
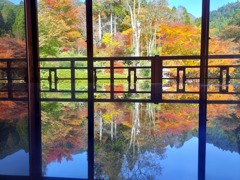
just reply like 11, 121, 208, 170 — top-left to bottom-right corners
0, 0, 15, 16
219, 25, 240, 43
41, 102, 62, 120
0, 11, 4, 36
210, 1, 240, 34
0, 1, 25, 39
218, 5, 240, 47
181, 6, 191, 25
16, 118, 29, 151
229, 8, 240, 26
13, 4, 25, 40
5, 8, 15, 34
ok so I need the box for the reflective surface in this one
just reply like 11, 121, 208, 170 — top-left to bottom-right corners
41, 102, 88, 179
94, 103, 199, 179
0, 102, 239, 179
0, 0, 29, 176
93, 102, 240, 179
206, 104, 240, 180
0, 101, 29, 176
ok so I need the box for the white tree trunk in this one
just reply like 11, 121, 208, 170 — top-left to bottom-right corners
111, 120, 113, 141
129, 103, 140, 149
114, 119, 117, 138
98, 12, 102, 43
114, 15, 117, 35
126, 0, 141, 57
110, 11, 113, 35
99, 111, 103, 142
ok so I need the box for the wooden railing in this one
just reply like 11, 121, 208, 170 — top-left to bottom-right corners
0, 54, 239, 103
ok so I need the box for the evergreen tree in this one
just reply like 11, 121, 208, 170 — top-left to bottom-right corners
13, 6, 25, 40
5, 9, 15, 35
182, 7, 191, 25
0, 11, 5, 36
229, 9, 240, 26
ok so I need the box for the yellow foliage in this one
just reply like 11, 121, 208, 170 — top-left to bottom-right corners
122, 121, 132, 128
102, 33, 113, 44
102, 114, 112, 124
122, 28, 132, 35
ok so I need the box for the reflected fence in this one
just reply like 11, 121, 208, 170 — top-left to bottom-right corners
0, 55, 240, 103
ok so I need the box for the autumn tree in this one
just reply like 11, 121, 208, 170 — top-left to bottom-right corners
158, 23, 201, 56
93, 0, 105, 44
124, 0, 142, 56
38, 0, 82, 57
141, 0, 169, 56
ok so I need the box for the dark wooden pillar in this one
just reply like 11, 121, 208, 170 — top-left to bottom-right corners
25, 0, 42, 179
199, 0, 210, 180
86, 0, 94, 179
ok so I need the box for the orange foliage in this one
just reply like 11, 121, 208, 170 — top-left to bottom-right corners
158, 23, 201, 56
207, 104, 237, 119
43, 0, 81, 31
0, 37, 26, 58
104, 62, 124, 74
42, 104, 88, 167
104, 84, 124, 91
104, 84, 124, 96
236, 107, 240, 118
0, 101, 28, 121
209, 38, 235, 54
155, 104, 198, 134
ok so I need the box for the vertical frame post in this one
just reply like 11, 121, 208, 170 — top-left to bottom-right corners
6, 61, 12, 98
110, 60, 114, 100
86, 0, 94, 179
199, 0, 210, 180
71, 60, 76, 100
25, 0, 42, 179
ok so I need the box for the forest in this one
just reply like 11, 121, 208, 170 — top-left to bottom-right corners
0, 0, 240, 178
0, 0, 239, 58
1, 0, 239, 101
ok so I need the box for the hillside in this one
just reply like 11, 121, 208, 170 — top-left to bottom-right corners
210, 1, 240, 33
0, 0, 15, 15
0, 0, 25, 40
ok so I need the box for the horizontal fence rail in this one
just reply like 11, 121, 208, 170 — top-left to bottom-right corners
0, 58, 28, 101
0, 55, 239, 103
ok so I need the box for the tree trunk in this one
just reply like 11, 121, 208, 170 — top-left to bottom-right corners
126, 0, 141, 57
98, 12, 102, 44
129, 103, 140, 149
99, 111, 103, 141
111, 120, 113, 141
114, 119, 117, 138
110, 11, 113, 35
114, 15, 117, 35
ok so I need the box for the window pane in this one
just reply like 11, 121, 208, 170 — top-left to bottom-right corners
41, 102, 88, 179
0, 0, 29, 176
38, 0, 87, 58
94, 102, 199, 179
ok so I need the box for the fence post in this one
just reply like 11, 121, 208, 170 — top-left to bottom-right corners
152, 55, 162, 104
